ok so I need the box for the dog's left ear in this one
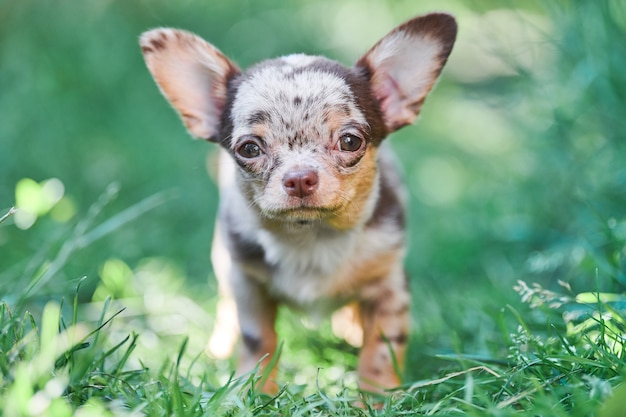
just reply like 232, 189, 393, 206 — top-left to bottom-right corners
356, 13, 457, 132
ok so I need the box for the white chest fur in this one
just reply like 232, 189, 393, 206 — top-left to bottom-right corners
257, 225, 356, 307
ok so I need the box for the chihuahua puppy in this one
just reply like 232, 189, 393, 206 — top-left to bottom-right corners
140, 13, 456, 392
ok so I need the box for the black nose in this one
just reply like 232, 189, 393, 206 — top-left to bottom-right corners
282, 169, 319, 198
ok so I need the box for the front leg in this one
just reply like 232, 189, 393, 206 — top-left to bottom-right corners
231, 265, 279, 393
358, 263, 410, 392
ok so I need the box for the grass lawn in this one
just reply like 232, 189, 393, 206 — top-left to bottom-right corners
1, 1, 626, 415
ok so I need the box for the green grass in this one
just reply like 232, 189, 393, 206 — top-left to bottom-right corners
2, 0, 626, 415
1, 192, 626, 415
1, 222, 625, 416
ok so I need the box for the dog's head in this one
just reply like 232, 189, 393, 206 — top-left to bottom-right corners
141, 14, 456, 230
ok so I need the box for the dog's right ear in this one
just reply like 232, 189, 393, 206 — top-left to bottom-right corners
140, 29, 240, 141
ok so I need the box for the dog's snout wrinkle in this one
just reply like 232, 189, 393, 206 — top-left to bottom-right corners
283, 169, 319, 198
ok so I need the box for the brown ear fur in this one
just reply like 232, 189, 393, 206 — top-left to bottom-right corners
356, 13, 457, 132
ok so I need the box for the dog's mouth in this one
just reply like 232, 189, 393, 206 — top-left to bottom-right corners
263, 205, 339, 224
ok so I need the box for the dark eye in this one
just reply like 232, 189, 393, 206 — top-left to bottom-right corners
338, 134, 363, 152
237, 141, 263, 159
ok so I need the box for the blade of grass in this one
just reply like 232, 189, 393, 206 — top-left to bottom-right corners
92, 296, 112, 349
495, 373, 567, 409
175, 336, 189, 371
379, 332, 402, 390
112, 332, 139, 375
0, 207, 16, 224
76, 189, 175, 249
94, 334, 131, 371
257, 342, 283, 393
19, 188, 174, 303
73, 276, 88, 330
409, 366, 502, 390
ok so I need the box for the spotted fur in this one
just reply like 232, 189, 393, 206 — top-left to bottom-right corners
140, 13, 457, 394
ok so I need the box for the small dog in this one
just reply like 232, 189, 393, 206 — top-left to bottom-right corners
140, 13, 456, 392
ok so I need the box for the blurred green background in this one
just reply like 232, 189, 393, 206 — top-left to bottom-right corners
1, 0, 626, 380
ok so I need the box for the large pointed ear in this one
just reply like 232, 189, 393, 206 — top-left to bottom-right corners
356, 13, 457, 132
140, 29, 240, 141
